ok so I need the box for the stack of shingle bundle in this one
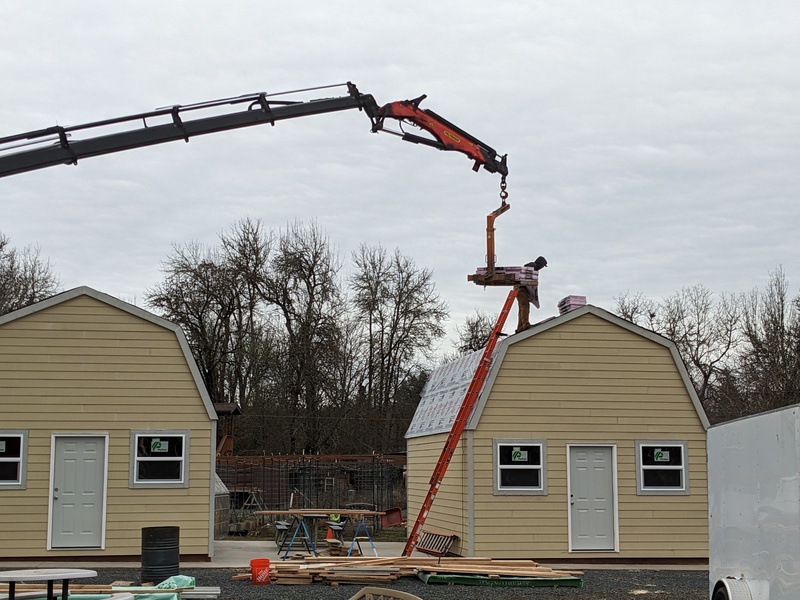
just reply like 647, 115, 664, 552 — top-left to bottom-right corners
474, 265, 539, 284
558, 295, 587, 314
473, 266, 541, 306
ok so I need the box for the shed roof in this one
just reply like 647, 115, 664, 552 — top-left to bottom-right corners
406, 304, 709, 439
214, 402, 243, 416
405, 349, 485, 438
0, 285, 217, 421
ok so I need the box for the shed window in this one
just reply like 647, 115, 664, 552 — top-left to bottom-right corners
636, 441, 688, 495
0, 431, 27, 489
494, 439, 546, 495
130, 431, 189, 488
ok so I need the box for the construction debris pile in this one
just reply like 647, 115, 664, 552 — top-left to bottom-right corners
234, 556, 583, 588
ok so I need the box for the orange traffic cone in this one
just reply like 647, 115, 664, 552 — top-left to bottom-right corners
326, 526, 334, 540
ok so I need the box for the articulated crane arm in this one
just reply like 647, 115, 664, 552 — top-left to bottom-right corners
0, 82, 507, 179
374, 94, 508, 176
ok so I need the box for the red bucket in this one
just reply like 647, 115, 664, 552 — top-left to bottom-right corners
250, 558, 271, 584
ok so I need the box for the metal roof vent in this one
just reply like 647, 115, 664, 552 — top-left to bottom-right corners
558, 295, 587, 315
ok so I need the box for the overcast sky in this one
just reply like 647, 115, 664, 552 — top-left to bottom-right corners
2, 2, 799, 354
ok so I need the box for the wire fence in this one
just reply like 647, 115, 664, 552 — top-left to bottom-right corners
216, 454, 407, 522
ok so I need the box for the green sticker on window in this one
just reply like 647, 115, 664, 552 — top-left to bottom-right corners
512, 447, 528, 461
151, 439, 169, 453
654, 449, 669, 462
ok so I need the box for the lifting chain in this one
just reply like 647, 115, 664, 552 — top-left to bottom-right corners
499, 175, 509, 205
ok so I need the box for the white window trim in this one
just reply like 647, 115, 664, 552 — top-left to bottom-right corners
130, 430, 190, 489
493, 438, 547, 496
635, 440, 689, 496
0, 430, 27, 490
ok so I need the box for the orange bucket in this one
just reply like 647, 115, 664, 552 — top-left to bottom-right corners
250, 558, 271, 584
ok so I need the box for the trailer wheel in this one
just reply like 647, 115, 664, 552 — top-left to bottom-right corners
713, 578, 755, 600
713, 588, 729, 600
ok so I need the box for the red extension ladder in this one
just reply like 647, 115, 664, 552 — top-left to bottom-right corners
402, 288, 517, 556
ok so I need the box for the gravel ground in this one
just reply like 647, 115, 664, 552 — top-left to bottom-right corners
90, 567, 708, 599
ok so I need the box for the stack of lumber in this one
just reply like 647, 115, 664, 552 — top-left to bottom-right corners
234, 556, 582, 587
269, 564, 401, 586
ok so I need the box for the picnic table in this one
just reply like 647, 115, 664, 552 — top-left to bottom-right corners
0, 568, 97, 600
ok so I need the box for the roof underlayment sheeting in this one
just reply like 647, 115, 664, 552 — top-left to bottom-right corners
405, 349, 487, 439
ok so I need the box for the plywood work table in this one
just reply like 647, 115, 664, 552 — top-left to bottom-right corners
256, 509, 386, 559
256, 509, 385, 517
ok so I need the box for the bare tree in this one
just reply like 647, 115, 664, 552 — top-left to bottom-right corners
350, 244, 448, 451
146, 220, 449, 455
258, 221, 347, 454
218, 219, 274, 410
615, 291, 658, 328
0, 233, 60, 315
615, 285, 740, 418
659, 285, 740, 409
312, 314, 370, 453
146, 241, 244, 406
146, 219, 273, 410
454, 309, 497, 356
736, 267, 800, 416
704, 366, 751, 424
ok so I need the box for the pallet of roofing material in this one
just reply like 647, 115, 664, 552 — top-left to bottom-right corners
416, 572, 583, 587
471, 265, 539, 286
558, 294, 587, 314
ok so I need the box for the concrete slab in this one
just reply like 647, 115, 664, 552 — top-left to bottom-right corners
0, 539, 707, 571
0, 540, 410, 570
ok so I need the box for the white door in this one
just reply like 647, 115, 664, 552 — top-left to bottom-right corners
50, 435, 107, 549
568, 445, 617, 551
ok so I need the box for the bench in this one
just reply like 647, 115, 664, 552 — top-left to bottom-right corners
415, 530, 459, 556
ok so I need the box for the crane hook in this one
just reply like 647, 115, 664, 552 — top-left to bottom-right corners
499, 175, 508, 204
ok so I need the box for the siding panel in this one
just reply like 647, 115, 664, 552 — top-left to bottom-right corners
0, 294, 214, 559
409, 311, 708, 561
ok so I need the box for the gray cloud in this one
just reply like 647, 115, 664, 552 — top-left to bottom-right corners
2, 1, 798, 353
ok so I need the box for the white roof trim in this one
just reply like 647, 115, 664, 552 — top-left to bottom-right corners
464, 304, 710, 431
0, 286, 217, 421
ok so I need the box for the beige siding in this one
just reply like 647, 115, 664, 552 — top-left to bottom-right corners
406, 433, 469, 554
0, 295, 213, 559
410, 312, 708, 560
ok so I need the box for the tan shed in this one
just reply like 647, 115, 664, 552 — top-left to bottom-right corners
406, 304, 710, 562
0, 286, 217, 561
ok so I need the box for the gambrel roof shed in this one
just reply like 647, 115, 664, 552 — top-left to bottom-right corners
0, 286, 218, 560
406, 304, 710, 561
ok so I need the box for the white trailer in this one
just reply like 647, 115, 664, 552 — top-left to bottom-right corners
708, 404, 800, 600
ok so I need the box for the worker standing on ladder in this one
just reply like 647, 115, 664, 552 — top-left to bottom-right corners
516, 256, 547, 333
